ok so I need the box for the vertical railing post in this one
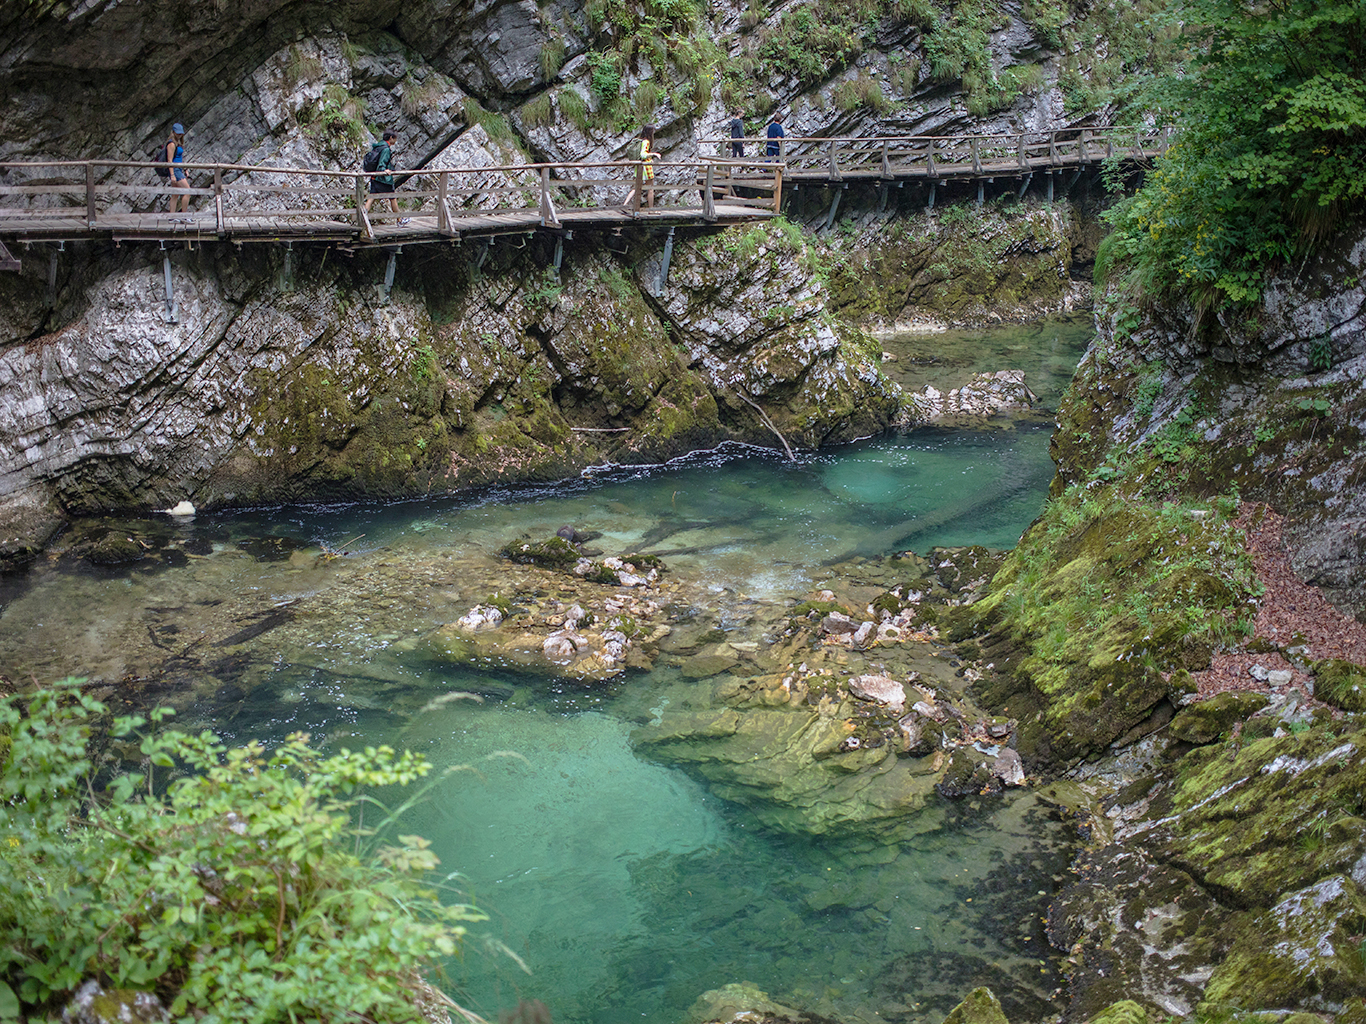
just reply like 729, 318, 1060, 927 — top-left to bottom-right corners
214, 166, 224, 234
85, 163, 96, 228
827, 139, 841, 181
538, 165, 561, 227
1049, 132, 1058, 165
1079, 131, 1090, 163
927, 142, 936, 178
881, 140, 891, 178
704, 163, 716, 220
771, 163, 783, 213
437, 171, 450, 233
356, 174, 373, 239
971, 136, 981, 174
1017, 134, 1026, 169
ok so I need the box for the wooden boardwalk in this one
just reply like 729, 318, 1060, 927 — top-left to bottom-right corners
0, 157, 780, 247
701, 126, 1167, 184
0, 127, 1162, 250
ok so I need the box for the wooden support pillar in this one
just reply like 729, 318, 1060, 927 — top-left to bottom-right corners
1046, 172, 1054, 203
655, 226, 676, 296
46, 246, 59, 306
977, 180, 984, 206
85, 163, 96, 229
926, 181, 936, 211
823, 185, 844, 230
382, 246, 400, 303
1017, 172, 1032, 199
161, 245, 178, 323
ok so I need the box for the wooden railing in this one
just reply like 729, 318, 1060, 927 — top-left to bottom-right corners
699, 126, 1169, 180
0, 156, 783, 242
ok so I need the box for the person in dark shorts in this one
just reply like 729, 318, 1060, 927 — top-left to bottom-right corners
728, 111, 745, 158
765, 113, 785, 160
364, 131, 409, 225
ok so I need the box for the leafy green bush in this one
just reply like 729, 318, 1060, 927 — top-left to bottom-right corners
1101, 0, 1366, 309
0, 681, 482, 1023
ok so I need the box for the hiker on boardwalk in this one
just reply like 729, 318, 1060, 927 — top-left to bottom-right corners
765, 112, 785, 160
638, 124, 660, 207
728, 111, 745, 158
165, 123, 192, 217
363, 131, 409, 225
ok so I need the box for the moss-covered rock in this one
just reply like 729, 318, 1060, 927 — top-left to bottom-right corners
1313, 658, 1366, 713
498, 535, 579, 568
1150, 728, 1366, 906
1167, 692, 1271, 744
964, 486, 1259, 767
940, 987, 1010, 1024
1201, 875, 1366, 1010
1084, 1000, 1148, 1024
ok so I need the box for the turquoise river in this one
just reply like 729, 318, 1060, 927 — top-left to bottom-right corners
0, 318, 1092, 1024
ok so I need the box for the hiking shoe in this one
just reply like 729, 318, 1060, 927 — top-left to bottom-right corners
398, 217, 411, 225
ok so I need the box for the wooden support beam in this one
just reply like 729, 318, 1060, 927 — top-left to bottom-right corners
214, 167, 224, 235
86, 163, 96, 228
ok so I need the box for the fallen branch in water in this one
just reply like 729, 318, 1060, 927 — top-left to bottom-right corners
732, 389, 796, 461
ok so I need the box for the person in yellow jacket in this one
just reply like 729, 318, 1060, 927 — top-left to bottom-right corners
639, 123, 659, 207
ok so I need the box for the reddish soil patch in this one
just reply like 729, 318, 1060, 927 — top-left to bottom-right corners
1190, 504, 1366, 704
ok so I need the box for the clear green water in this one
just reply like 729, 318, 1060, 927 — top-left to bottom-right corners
0, 321, 1092, 1024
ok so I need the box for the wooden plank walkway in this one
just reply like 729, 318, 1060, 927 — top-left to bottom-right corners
0, 127, 1161, 249
0, 156, 782, 247
699, 126, 1167, 184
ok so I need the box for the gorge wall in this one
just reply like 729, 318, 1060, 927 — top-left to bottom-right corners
0, 0, 1128, 562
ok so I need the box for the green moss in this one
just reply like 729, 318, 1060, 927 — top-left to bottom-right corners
1168, 691, 1271, 745
603, 613, 641, 637
1312, 658, 1366, 713
970, 484, 1261, 763
1083, 1001, 1148, 1024
498, 535, 580, 567
939, 986, 1009, 1024
581, 562, 620, 584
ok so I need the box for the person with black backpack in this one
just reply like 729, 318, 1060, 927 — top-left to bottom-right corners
363, 131, 408, 225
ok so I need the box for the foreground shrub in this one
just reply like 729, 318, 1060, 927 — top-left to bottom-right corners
0, 680, 483, 1023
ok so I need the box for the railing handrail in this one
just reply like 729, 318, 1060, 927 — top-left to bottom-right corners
697, 126, 1166, 146
0, 156, 781, 178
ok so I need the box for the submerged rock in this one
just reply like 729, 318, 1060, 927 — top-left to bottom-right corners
940, 987, 1009, 1024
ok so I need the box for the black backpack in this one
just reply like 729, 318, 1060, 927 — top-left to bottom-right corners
150, 143, 170, 179
362, 145, 383, 173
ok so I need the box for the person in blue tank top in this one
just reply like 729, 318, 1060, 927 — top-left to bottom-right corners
165, 123, 191, 217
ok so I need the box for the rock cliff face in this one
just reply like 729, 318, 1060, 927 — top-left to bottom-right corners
1057, 226, 1366, 617
0, 0, 1126, 557
0, 219, 896, 565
